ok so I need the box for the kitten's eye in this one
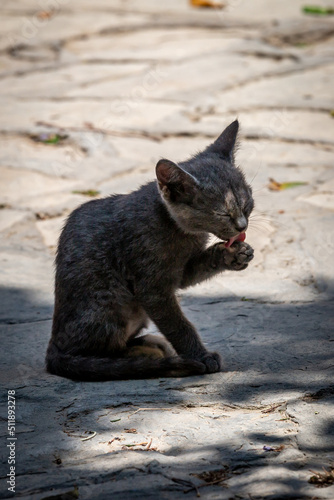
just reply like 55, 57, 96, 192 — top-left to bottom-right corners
216, 213, 232, 222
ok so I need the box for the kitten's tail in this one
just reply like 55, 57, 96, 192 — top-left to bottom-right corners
45, 342, 206, 381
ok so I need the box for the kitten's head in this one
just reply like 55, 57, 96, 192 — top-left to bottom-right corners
156, 120, 254, 244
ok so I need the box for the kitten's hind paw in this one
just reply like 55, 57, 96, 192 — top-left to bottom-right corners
199, 352, 222, 374
126, 345, 165, 360
168, 358, 206, 377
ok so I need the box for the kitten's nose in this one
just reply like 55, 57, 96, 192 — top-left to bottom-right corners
235, 216, 247, 232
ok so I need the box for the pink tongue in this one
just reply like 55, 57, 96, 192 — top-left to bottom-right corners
224, 232, 246, 248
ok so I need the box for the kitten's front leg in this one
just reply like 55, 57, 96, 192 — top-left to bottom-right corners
181, 241, 254, 288
138, 293, 222, 374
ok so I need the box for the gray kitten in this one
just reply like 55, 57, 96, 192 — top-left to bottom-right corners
46, 120, 254, 380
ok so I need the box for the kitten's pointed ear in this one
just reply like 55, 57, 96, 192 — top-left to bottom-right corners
210, 120, 239, 159
156, 159, 197, 203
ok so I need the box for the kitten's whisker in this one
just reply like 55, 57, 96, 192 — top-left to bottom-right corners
248, 224, 274, 235
249, 212, 272, 219
249, 219, 290, 231
249, 214, 273, 223
250, 212, 288, 225
243, 163, 261, 187
248, 225, 266, 234
249, 219, 273, 226
248, 218, 274, 229
271, 220, 289, 230
249, 223, 273, 232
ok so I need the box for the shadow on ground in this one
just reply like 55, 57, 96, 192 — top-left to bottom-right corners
0, 283, 333, 499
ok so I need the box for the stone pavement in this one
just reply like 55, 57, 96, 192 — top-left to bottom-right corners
1, 1, 334, 498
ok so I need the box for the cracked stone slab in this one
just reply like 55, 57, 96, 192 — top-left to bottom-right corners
98, 169, 155, 197
65, 28, 241, 64
0, 97, 183, 135
263, 17, 334, 47
0, 166, 80, 207
154, 109, 334, 145
300, 192, 334, 211
0, 133, 137, 183
295, 212, 334, 294
299, 177, 334, 211
106, 134, 334, 178
0, 54, 55, 79
36, 215, 68, 249
236, 109, 334, 145
109, 135, 210, 165
2, 11, 151, 51
74, 52, 296, 103
238, 139, 334, 169
287, 396, 334, 458
215, 63, 334, 113
0, 62, 150, 99
0, 208, 30, 233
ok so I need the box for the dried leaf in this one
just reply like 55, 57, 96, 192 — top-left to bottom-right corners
123, 441, 148, 448
83, 121, 95, 130
268, 178, 308, 191
124, 428, 137, 433
190, 0, 225, 8
309, 467, 334, 487
263, 445, 285, 452
81, 431, 97, 441
191, 466, 230, 486
37, 11, 54, 20
108, 437, 121, 444
72, 190, 100, 197
261, 403, 283, 414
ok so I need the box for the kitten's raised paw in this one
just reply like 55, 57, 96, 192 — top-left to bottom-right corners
213, 241, 254, 271
199, 352, 222, 374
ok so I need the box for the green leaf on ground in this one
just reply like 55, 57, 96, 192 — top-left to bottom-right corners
30, 133, 68, 145
72, 190, 100, 197
44, 135, 60, 144
302, 5, 334, 15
